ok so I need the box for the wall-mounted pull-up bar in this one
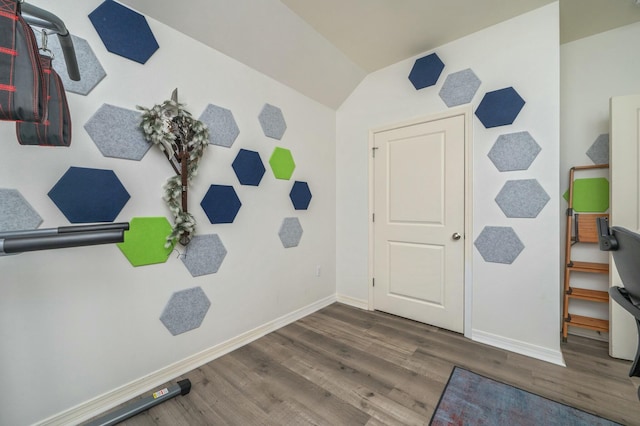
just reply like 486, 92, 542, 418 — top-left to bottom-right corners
20, 1, 81, 81
0, 223, 129, 254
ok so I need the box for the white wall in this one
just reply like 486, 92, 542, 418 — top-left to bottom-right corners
336, 3, 561, 362
560, 21, 640, 340
0, 1, 336, 425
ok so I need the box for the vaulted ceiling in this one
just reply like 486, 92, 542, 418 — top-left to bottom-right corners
118, 0, 640, 109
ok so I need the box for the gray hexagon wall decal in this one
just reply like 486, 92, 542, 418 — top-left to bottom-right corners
160, 287, 211, 336
89, 0, 159, 64
48, 166, 130, 223
232, 149, 265, 186
475, 87, 525, 128
408, 53, 444, 90
181, 234, 227, 277
438, 68, 481, 107
85, 104, 151, 160
198, 104, 240, 148
34, 30, 106, 95
259, 103, 287, 140
586, 133, 609, 165
0, 189, 42, 232
488, 131, 541, 172
474, 226, 524, 264
495, 179, 550, 218
279, 217, 303, 248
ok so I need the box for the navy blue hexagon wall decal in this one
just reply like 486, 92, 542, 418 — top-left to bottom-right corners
475, 87, 525, 128
48, 166, 130, 223
232, 149, 265, 186
200, 185, 242, 224
89, 0, 159, 65
408, 53, 444, 90
289, 181, 312, 210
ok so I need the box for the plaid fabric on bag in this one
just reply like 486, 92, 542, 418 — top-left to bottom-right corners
0, 0, 47, 122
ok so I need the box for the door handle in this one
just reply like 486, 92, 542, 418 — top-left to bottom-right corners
452, 233, 462, 241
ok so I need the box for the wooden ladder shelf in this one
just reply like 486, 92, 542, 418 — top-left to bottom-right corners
562, 164, 610, 342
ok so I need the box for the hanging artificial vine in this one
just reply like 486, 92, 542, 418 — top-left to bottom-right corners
138, 89, 209, 247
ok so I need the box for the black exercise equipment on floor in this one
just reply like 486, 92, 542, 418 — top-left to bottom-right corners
85, 379, 191, 426
597, 218, 640, 398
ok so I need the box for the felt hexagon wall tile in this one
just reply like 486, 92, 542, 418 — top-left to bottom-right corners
279, 217, 303, 248
232, 149, 265, 186
474, 226, 524, 264
563, 178, 610, 212
0, 189, 42, 231
117, 217, 174, 266
475, 87, 525, 128
198, 104, 240, 148
160, 287, 210, 336
258, 104, 287, 140
289, 181, 312, 210
438, 68, 481, 107
181, 234, 227, 277
89, 0, 159, 64
488, 132, 541, 172
34, 30, 106, 95
586, 134, 609, 165
495, 179, 550, 218
269, 147, 295, 180
408, 53, 444, 90
200, 185, 242, 224
48, 167, 130, 223
85, 104, 151, 160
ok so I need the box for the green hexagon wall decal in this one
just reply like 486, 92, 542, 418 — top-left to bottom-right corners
269, 147, 296, 180
562, 177, 609, 212
117, 217, 174, 266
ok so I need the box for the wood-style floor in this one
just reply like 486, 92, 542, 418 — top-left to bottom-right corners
106, 303, 640, 425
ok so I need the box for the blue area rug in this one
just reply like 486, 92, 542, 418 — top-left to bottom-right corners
430, 367, 621, 425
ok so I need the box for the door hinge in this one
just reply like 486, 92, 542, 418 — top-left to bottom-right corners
372, 213, 375, 222
372, 278, 375, 287
372, 147, 379, 158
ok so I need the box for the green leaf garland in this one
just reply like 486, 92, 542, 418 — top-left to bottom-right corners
138, 97, 209, 247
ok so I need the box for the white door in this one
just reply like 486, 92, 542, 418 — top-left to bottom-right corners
372, 113, 466, 333
609, 94, 640, 360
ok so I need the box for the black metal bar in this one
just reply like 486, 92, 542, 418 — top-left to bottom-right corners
58, 223, 129, 234
0, 223, 129, 239
0, 229, 125, 254
21, 2, 81, 81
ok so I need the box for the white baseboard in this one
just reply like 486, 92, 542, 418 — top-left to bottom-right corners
472, 329, 566, 367
36, 294, 337, 426
336, 293, 369, 310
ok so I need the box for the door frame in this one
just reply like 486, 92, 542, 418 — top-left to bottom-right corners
367, 106, 474, 338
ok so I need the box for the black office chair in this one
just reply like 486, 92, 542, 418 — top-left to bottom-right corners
598, 219, 640, 398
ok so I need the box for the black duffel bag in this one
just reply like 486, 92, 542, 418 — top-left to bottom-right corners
0, 0, 47, 122
17, 54, 71, 146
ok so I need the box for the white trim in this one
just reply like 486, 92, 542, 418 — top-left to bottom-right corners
367, 106, 473, 334
35, 294, 337, 426
472, 329, 566, 367
336, 293, 369, 310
